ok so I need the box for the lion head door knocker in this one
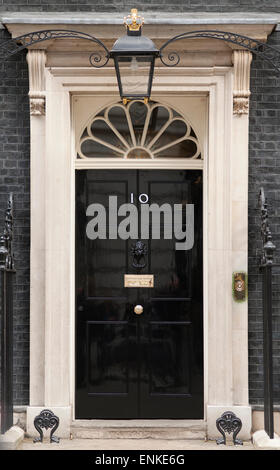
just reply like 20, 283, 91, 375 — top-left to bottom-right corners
131, 240, 147, 270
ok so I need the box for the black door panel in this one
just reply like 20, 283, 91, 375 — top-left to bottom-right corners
76, 169, 203, 419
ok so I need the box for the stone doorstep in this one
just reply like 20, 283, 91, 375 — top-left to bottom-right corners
19, 437, 255, 450
71, 420, 207, 440
0, 426, 25, 450
252, 430, 280, 450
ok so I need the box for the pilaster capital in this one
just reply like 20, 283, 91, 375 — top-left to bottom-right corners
26, 50, 46, 116
232, 50, 252, 115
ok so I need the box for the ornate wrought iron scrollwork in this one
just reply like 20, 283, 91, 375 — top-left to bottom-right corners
89, 51, 110, 68
159, 30, 280, 73
0, 28, 280, 75
131, 240, 147, 270
33, 409, 60, 443
160, 51, 180, 67
216, 411, 243, 446
0, 29, 110, 69
0, 193, 14, 271
259, 187, 276, 266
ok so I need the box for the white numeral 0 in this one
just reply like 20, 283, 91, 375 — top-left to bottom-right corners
130, 193, 149, 204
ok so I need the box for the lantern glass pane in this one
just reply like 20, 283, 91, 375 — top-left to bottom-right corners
117, 55, 153, 98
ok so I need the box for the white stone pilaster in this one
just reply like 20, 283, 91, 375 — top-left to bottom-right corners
44, 71, 72, 408
27, 50, 47, 406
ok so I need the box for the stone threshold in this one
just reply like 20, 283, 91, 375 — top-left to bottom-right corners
72, 419, 206, 428
71, 420, 206, 440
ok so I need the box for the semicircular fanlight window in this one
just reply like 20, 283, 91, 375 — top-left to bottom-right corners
77, 101, 202, 160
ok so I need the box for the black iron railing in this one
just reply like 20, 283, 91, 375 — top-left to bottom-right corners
0, 193, 15, 434
258, 188, 276, 439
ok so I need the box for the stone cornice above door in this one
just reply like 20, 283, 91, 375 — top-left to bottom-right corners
0, 11, 277, 70
1, 11, 279, 29
1, 13, 277, 69
1, 12, 277, 47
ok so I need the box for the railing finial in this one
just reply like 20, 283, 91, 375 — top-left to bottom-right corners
0, 193, 14, 271
259, 187, 276, 266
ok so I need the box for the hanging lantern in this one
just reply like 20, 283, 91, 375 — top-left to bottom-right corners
110, 9, 159, 103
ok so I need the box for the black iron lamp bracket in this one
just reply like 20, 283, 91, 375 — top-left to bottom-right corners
0, 29, 111, 68
159, 30, 280, 73
1, 28, 280, 74
0, 24, 280, 105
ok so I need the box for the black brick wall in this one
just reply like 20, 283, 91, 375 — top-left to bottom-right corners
0, 2, 280, 407
0, 28, 30, 405
249, 30, 280, 405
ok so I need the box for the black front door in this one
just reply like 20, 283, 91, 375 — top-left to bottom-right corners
76, 169, 203, 419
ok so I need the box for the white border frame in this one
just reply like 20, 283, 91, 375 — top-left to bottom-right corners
28, 66, 251, 437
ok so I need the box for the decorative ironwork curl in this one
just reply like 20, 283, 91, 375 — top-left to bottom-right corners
160, 51, 180, 67
259, 187, 276, 266
0, 193, 14, 271
216, 411, 243, 446
0, 29, 110, 69
89, 51, 110, 68
159, 30, 280, 73
33, 409, 60, 443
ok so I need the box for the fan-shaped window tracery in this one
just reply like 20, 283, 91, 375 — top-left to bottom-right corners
77, 101, 202, 160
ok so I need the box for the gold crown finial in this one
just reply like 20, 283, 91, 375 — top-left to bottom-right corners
124, 8, 144, 32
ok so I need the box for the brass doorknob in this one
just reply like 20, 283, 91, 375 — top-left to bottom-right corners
134, 305, 143, 315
